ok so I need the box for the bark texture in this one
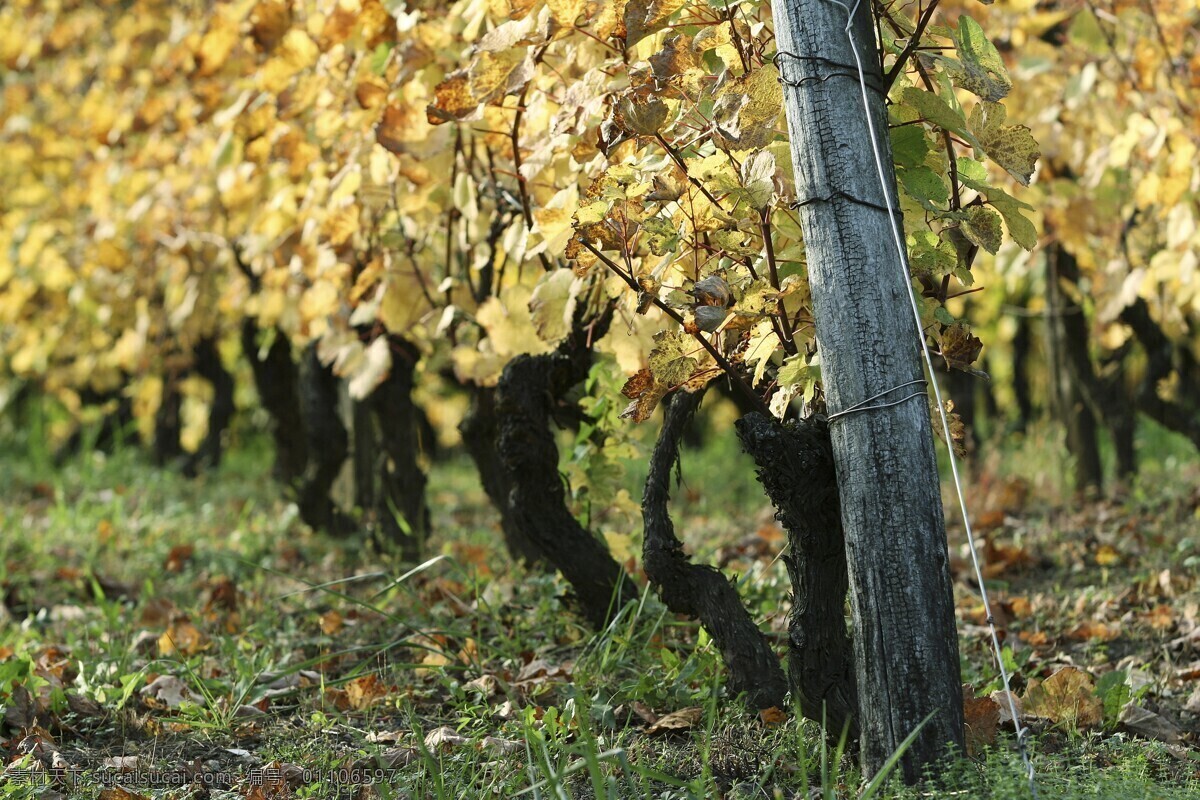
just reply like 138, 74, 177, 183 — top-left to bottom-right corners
359, 335, 431, 558
491, 310, 638, 627
1121, 298, 1200, 452
737, 413, 858, 738
460, 386, 545, 565
642, 390, 787, 711
1052, 243, 1137, 481
242, 319, 308, 484
153, 371, 184, 466
773, 0, 964, 778
295, 344, 354, 536
1047, 244, 1104, 492
183, 335, 236, 476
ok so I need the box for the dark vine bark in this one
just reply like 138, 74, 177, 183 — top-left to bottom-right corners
241, 320, 354, 535
492, 309, 638, 627
642, 389, 787, 711
358, 335, 431, 558
460, 386, 545, 565
183, 335, 236, 476
242, 319, 308, 484
54, 387, 135, 464
1054, 244, 1138, 480
295, 344, 354, 536
153, 370, 184, 466
1121, 297, 1200, 452
1010, 305, 1034, 434
1047, 244, 1104, 493
736, 412, 859, 739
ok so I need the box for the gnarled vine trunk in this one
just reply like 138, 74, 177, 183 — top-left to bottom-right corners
356, 335, 431, 558
737, 413, 858, 738
490, 309, 638, 627
460, 386, 545, 565
642, 389, 788, 711
183, 335, 237, 476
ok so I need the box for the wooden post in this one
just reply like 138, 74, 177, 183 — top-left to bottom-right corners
772, 0, 966, 780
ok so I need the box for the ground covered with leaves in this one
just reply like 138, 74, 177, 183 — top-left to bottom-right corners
1, 426, 1199, 799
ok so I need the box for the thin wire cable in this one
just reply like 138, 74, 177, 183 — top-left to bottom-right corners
826, 378, 927, 422
817, 0, 1037, 793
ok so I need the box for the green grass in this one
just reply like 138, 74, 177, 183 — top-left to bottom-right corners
0, 419, 1197, 799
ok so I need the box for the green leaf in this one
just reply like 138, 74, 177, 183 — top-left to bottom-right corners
900, 166, 949, 211
909, 230, 957, 277
969, 101, 1040, 186
641, 215, 680, 255
959, 206, 1004, 254
890, 126, 930, 169
900, 88, 973, 141
1094, 669, 1132, 728
954, 156, 990, 191
776, 353, 809, 387
985, 187, 1038, 250
369, 43, 392, 76
947, 15, 1012, 101
648, 330, 699, 386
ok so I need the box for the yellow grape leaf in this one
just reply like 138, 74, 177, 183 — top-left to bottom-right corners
259, 30, 319, 93
743, 318, 780, 387
624, 0, 687, 48
477, 285, 554, 359
427, 50, 533, 123
1022, 667, 1102, 728
648, 330, 699, 386
299, 279, 341, 323
194, 9, 240, 77
547, 0, 587, 27
712, 65, 783, 149
379, 274, 430, 334
528, 268, 579, 343
478, 13, 545, 52
969, 101, 1039, 187
346, 336, 393, 400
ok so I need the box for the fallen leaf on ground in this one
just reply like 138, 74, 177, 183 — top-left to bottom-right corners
140, 675, 206, 710
157, 619, 206, 656
320, 610, 344, 635
425, 726, 470, 751
1022, 667, 1102, 728
163, 544, 194, 573
346, 674, 389, 710
99, 788, 150, 800
758, 706, 787, 726
1120, 704, 1183, 743
646, 706, 703, 735
962, 686, 1000, 756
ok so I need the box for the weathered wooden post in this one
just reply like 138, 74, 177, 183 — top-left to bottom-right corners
771, 0, 966, 780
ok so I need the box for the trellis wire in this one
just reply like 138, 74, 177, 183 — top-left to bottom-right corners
796, 0, 1039, 793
